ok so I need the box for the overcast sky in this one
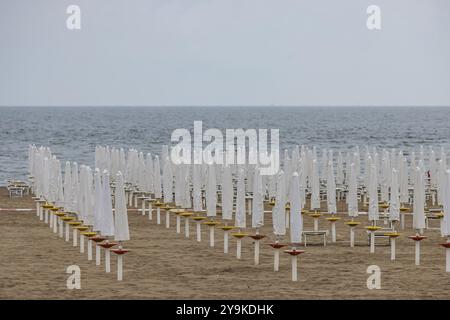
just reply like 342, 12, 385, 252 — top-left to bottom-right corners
0, 0, 449, 107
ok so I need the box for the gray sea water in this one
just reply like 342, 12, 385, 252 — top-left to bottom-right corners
1, 106, 450, 183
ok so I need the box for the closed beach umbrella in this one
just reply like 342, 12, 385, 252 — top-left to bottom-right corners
272, 170, 286, 237
114, 171, 130, 242
63, 161, 72, 211
290, 172, 303, 244
347, 163, 358, 218
327, 161, 337, 214
206, 164, 217, 217
389, 168, 400, 223
413, 166, 426, 232
310, 160, 320, 211
252, 167, 264, 229
235, 168, 246, 228
192, 164, 202, 212
153, 156, 162, 199
368, 164, 379, 222
101, 170, 115, 236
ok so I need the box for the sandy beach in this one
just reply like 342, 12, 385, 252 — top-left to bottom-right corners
0, 187, 449, 300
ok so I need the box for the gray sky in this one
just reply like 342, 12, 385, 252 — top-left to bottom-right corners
0, 0, 449, 107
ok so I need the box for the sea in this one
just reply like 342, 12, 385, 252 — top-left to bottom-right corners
1, 106, 450, 184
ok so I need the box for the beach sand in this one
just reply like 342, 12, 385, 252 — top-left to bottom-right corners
0, 187, 449, 299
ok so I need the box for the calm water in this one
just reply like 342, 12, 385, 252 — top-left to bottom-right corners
1, 106, 450, 183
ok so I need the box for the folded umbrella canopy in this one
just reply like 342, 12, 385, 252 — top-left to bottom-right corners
347, 163, 358, 218
64, 161, 72, 212
153, 156, 162, 199
310, 159, 320, 211
272, 170, 286, 237
93, 169, 103, 232
114, 171, 130, 241
413, 166, 426, 232
368, 164, 379, 222
290, 172, 303, 244
235, 168, 246, 228
101, 170, 115, 236
192, 164, 202, 212
163, 159, 174, 203
221, 165, 233, 221
252, 167, 264, 229
206, 164, 217, 217
327, 161, 337, 214
389, 168, 400, 222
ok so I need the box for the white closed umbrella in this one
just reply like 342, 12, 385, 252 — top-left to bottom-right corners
193, 164, 202, 212
219, 165, 233, 251
251, 167, 264, 264
114, 171, 130, 242
63, 161, 72, 212
93, 169, 103, 233
271, 170, 286, 272
233, 168, 246, 259
310, 159, 320, 211
113, 171, 130, 280
413, 166, 426, 233
290, 172, 303, 244
389, 168, 400, 224
327, 161, 337, 214
100, 170, 115, 272
287, 171, 304, 281
411, 165, 426, 266
205, 164, 217, 247
368, 164, 379, 223
367, 163, 379, 253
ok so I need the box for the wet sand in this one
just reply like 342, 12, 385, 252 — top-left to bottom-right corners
0, 187, 449, 299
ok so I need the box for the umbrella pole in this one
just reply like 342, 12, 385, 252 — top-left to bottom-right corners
237, 237, 242, 259
224, 230, 228, 253
176, 215, 181, 233
44, 209, 49, 224
149, 203, 153, 220
331, 221, 336, 242
117, 253, 123, 281
80, 234, 84, 253
446, 237, 450, 272
65, 223, 70, 242
370, 231, 375, 253
141, 200, 146, 216
185, 217, 190, 238
274, 248, 280, 271
156, 207, 161, 225
415, 240, 420, 265
73, 229, 78, 247
350, 227, 355, 247
254, 228, 260, 265
87, 239, 93, 261
209, 225, 215, 247
96, 244, 101, 266
391, 237, 396, 261
105, 248, 111, 273
165, 210, 170, 228
196, 222, 201, 242
48, 210, 52, 226
291, 255, 298, 281
58, 218, 64, 238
